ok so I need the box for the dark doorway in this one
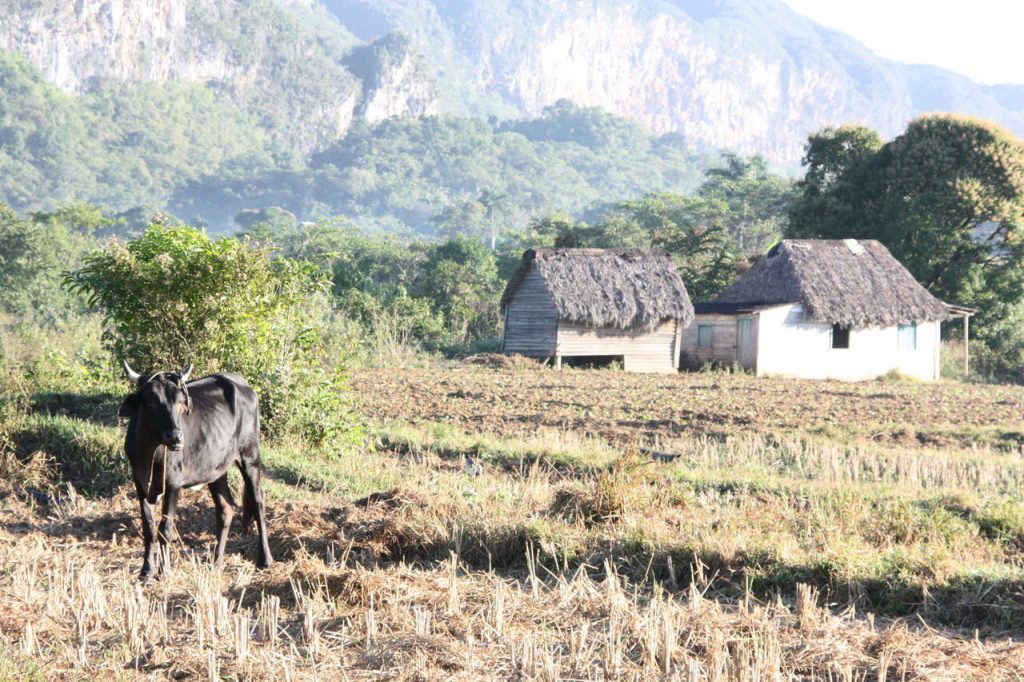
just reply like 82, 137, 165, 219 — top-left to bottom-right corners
562, 355, 625, 369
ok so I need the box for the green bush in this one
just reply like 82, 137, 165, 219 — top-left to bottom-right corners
414, 235, 502, 345
67, 223, 362, 445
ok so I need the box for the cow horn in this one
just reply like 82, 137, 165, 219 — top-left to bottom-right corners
122, 360, 142, 384
179, 364, 193, 383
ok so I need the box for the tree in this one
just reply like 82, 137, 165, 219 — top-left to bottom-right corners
792, 126, 883, 197
501, 99, 650, 150
516, 213, 587, 249
0, 202, 110, 325
320, 225, 447, 352
556, 193, 738, 301
477, 188, 507, 250
415, 236, 502, 345
787, 125, 884, 242
234, 206, 298, 234
431, 197, 487, 241
697, 153, 796, 254
878, 117, 1024, 291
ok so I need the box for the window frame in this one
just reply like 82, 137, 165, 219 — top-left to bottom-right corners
697, 324, 714, 349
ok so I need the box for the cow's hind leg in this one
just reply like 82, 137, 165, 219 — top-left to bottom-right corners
237, 454, 273, 569
134, 480, 158, 580
240, 469, 257, 536
209, 475, 235, 568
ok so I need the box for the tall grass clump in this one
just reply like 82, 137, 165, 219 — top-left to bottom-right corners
0, 313, 126, 494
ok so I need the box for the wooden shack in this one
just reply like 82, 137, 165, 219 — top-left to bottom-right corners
501, 248, 694, 373
681, 239, 950, 380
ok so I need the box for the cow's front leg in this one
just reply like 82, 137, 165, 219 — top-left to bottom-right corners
208, 476, 235, 568
135, 481, 158, 581
157, 485, 181, 574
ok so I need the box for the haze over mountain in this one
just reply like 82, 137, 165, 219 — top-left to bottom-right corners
1, 0, 1022, 227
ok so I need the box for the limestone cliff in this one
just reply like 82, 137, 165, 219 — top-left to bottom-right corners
344, 33, 438, 123
1, 0, 1021, 165
0, 0, 437, 150
476, 2, 909, 162
0, 1, 229, 92
324, 0, 1024, 164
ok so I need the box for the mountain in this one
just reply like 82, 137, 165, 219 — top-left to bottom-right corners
0, 0, 1022, 227
319, 0, 1024, 163
5, 0, 1022, 165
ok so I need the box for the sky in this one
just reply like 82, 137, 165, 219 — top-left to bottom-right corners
778, 0, 1024, 85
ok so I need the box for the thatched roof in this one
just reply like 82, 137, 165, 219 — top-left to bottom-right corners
710, 239, 948, 327
501, 248, 694, 331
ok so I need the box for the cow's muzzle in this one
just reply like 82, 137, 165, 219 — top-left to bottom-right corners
162, 429, 184, 451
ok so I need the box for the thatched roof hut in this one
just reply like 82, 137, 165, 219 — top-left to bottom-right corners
501, 248, 694, 332
709, 239, 948, 327
501, 248, 693, 373
683, 239, 950, 381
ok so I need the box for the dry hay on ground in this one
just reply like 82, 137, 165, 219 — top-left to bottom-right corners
461, 353, 542, 370
0, 483, 1023, 680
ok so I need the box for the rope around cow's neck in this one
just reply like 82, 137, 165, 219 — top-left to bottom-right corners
148, 444, 180, 556
147, 443, 167, 506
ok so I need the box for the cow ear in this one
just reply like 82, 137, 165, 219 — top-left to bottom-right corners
118, 393, 141, 418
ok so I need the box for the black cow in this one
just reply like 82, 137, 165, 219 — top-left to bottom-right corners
119, 361, 273, 579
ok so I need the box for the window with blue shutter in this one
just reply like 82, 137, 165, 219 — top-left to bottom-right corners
697, 325, 714, 348
898, 323, 917, 350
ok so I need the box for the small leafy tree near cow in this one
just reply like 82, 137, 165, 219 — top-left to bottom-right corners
68, 223, 362, 446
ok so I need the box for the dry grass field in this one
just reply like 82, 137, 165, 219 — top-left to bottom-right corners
2, 364, 1024, 679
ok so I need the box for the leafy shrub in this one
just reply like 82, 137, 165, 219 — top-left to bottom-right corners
0, 204, 110, 326
67, 223, 361, 444
414, 235, 503, 345
338, 290, 445, 367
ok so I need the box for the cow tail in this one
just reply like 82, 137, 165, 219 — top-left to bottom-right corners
242, 402, 260, 534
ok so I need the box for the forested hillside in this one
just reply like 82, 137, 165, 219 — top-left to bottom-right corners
0, 40, 711, 232
0, 0, 424, 151
0, 52, 266, 214
2, 0, 1023, 232
173, 102, 713, 231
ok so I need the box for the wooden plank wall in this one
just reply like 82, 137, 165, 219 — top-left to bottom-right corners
502, 267, 558, 357
679, 314, 739, 366
557, 319, 679, 373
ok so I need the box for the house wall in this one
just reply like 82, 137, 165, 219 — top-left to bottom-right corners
557, 319, 680, 373
755, 304, 941, 381
679, 314, 748, 367
502, 267, 558, 357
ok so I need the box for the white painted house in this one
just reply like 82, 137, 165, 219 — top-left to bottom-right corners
680, 240, 950, 381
